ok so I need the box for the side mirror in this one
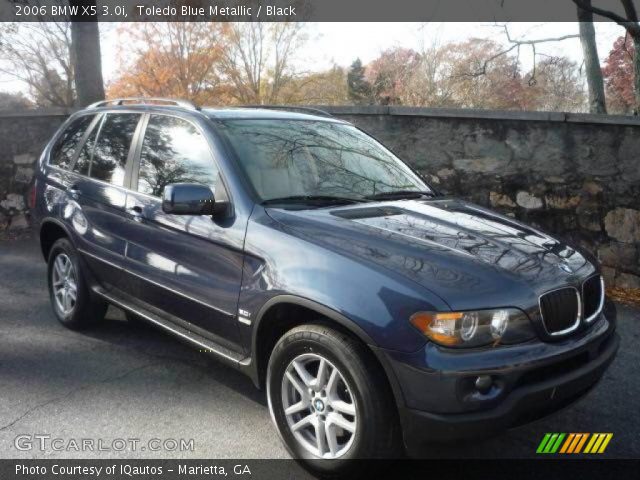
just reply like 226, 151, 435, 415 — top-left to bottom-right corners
162, 183, 216, 215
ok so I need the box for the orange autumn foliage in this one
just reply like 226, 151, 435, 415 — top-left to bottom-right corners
107, 22, 234, 105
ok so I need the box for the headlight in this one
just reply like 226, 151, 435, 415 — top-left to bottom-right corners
409, 308, 535, 348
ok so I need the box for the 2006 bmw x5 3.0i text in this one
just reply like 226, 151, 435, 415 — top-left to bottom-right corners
31, 98, 618, 471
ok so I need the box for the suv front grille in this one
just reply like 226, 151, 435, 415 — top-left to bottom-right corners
539, 274, 605, 337
539, 287, 581, 335
582, 275, 605, 323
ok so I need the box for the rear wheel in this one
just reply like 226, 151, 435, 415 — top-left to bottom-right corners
47, 238, 106, 329
267, 324, 400, 472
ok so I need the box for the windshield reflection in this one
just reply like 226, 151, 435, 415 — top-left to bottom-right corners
219, 119, 430, 202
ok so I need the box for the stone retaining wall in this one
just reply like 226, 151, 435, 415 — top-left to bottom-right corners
0, 110, 71, 233
0, 106, 638, 288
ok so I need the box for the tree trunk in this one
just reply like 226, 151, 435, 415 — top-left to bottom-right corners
70, 2, 105, 106
577, 2, 607, 114
634, 35, 640, 114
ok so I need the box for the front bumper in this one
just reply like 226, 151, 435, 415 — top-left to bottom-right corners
374, 303, 619, 452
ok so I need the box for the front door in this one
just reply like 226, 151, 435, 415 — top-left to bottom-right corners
118, 114, 245, 353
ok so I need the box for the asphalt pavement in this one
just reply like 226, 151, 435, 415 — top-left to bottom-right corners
1, 237, 638, 460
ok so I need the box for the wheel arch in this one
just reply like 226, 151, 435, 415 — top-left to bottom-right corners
40, 218, 74, 262
251, 295, 395, 392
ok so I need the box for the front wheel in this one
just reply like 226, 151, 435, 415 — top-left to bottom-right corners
267, 324, 400, 472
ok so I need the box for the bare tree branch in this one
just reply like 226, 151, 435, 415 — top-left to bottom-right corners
466, 24, 579, 80
572, 0, 640, 35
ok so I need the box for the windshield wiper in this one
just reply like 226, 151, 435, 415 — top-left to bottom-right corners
262, 195, 366, 206
364, 190, 435, 200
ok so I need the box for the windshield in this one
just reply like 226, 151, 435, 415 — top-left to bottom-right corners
218, 119, 431, 204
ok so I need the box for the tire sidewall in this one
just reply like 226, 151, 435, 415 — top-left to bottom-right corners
267, 328, 380, 467
47, 239, 88, 327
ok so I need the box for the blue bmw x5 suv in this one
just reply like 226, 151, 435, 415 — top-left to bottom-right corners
32, 98, 618, 469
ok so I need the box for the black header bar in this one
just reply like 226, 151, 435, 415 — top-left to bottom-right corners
0, 0, 633, 22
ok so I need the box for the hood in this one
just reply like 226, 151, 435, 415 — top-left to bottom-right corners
265, 198, 596, 311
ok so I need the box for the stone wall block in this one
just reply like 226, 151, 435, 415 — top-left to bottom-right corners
604, 208, 640, 244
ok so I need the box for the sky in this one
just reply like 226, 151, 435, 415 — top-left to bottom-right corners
296, 22, 625, 73
0, 21, 629, 95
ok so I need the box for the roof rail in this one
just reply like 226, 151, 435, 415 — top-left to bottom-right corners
88, 98, 199, 110
240, 105, 333, 118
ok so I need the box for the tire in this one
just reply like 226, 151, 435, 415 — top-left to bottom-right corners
267, 324, 401, 473
47, 238, 107, 330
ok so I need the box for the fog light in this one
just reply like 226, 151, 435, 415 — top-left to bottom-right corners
475, 375, 493, 394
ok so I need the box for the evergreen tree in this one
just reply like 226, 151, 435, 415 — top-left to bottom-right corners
347, 58, 371, 104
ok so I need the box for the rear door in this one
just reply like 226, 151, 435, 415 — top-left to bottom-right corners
44, 113, 100, 218
67, 112, 144, 289
119, 113, 245, 352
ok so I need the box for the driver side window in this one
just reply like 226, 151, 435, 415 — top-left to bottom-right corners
137, 115, 218, 197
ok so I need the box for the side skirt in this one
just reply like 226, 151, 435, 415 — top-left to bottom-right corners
92, 286, 253, 371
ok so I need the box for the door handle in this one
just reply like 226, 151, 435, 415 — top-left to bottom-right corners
68, 185, 81, 199
128, 205, 144, 222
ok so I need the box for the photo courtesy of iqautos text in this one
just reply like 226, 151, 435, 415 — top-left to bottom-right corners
0, 0, 638, 479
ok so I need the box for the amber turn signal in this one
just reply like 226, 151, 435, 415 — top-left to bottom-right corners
409, 312, 463, 346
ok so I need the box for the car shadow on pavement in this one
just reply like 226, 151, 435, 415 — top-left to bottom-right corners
75, 307, 268, 407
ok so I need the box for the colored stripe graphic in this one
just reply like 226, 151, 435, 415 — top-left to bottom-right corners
550, 433, 565, 453
559, 433, 575, 453
584, 433, 599, 453
537, 433, 552, 453
574, 433, 589, 453
537, 433, 613, 454
543, 433, 559, 453
597, 434, 613, 453
537, 433, 566, 454
584, 433, 614, 454
567, 433, 583, 453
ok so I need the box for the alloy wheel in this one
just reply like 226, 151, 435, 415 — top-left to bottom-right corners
52, 253, 77, 315
281, 353, 358, 459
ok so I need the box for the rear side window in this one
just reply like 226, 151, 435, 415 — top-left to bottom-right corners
89, 113, 141, 186
50, 115, 94, 169
137, 115, 218, 197
73, 121, 100, 176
